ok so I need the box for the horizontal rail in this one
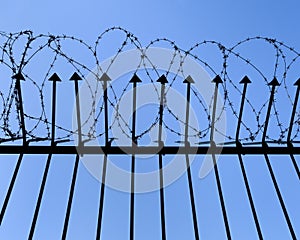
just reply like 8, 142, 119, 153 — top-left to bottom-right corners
0, 145, 300, 155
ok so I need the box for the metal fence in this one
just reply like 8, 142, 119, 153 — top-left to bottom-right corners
0, 28, 299, 239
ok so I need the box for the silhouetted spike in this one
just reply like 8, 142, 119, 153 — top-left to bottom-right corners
129, 74, 142, 83
268, 77, 280, 86
12, 72, 25, 81
69, 72, 82, 81
48, 73, 61, 82
212, 75, 223, 84
99, 73, 111, 81
239, 76, 251, 84
293, 78, 300, 86
183, 75, 195, 84
157, 75, 168, 84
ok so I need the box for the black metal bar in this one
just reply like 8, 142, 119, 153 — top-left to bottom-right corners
184, 77, 192, 143
71, 73, 83, 146
287, 79, 300, 142
183, 76, 200, 240
130, 155, 135, 240
96, 154, 108, 240
158, 153, 166, 240
262, 78, 297, 239
262, 78, 279, 143
0, 145, 300, 155
237, 153, 263, 239
0, 152, 25, 225
288, 149, 300, 180
236, 76, 263, 240
28, 150, 54, 240
157, 75, 167, 240
96, 73, 110, 240
287, 80, 300, 179
212, 153, 231, 240
13, 73, 27, 145
103, 76, 109, 146
129, 74, 141, 240
211, 76, 231, 240
62, 154, 80, 240
236, 76, 250, 141
61, 73, 83, 239
0, 73, 27, 225
185, 153, 200, 240
28, 74, 61, 239
263, 152, 297, 239
51, 80, 57, 144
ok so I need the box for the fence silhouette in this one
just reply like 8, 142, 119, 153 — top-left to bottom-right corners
0, 28, 299, 239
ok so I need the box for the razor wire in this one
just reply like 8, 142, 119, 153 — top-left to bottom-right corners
0, 27, 300, 145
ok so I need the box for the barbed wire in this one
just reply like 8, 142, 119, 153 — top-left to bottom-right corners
0, 27, 299, 145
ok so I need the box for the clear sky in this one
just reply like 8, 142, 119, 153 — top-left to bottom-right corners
0, 0, 299, 240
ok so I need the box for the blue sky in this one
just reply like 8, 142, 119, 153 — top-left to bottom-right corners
0, 0, 300, 240
1, 0, 300, 48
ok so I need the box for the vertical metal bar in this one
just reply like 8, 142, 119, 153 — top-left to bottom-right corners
129, 74, 141, 240
237, 154, 263, 239
287, 79, 300, 179
28, 73, 61, 240
286, 79, 300, 143
15, 76, 27, 145
96, 73, 110, 240
235, 77, 250, 141
183, 76, 200, 240
210, 75, 231, 240
0, 73, 26, 225
236, 77, 263, 240
288, 153, 300, 180
264, 153, 297, 240
28, 150, 54, 240
262, 78, 278, 143
157, 75, 167, 240
96, 154, 108, 240
72, 73, 83, 147
62, 73, 83, 239
263, 78, 297, 240
62, 154, 80, 240
0, 153, 25, 225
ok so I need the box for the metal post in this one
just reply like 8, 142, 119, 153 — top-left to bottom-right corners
28, 73, 61, 240
96, 73, 111, 240
236, 76, 263, 240
0, 72, 26, 225
129, 74, 142, 240
210, 75, 231, 240
183, 76, 200, 240
157, 75, 168, 240
287, 78, 300, 179
262, 77, 296, 240
62, 72, 83, 239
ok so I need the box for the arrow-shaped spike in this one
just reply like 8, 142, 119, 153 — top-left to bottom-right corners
183, 75, 195, 84
262, 77, 280, 143
212, 75, 223, 84
288, 78, 300, 142
268, 77, 280, 86
99, 73, 111, 82
239, 76, 251, 84
157, 74, 168, 84
236, 76, 252, 141
293, 78, 300, 86
49, 73, 61, 82
287, 78, 300, 179
129, 74, 142, 83
70, 72, 82, 81
12, 72, 25, 81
